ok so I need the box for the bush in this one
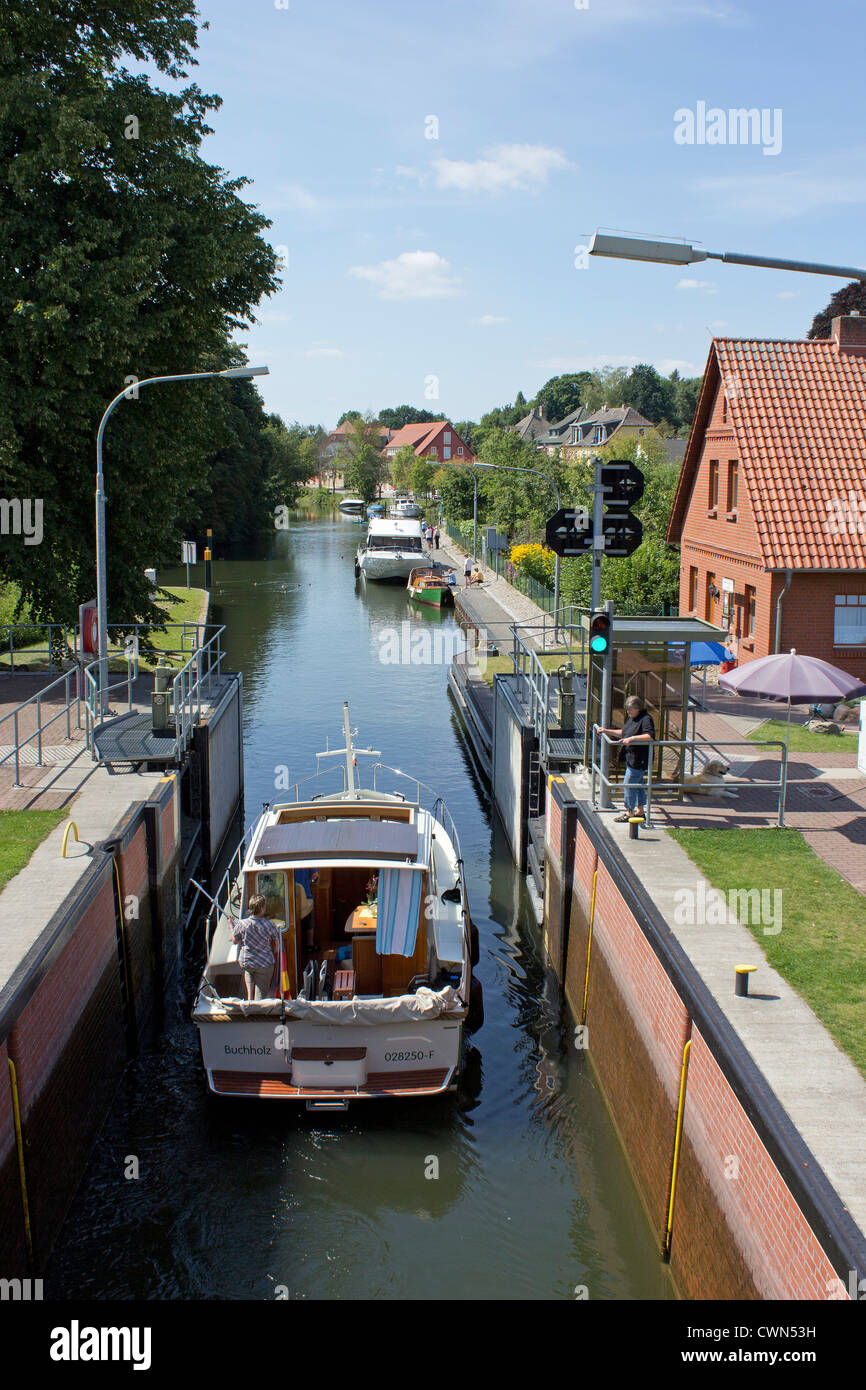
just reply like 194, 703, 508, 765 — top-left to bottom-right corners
509, 542, 555, 587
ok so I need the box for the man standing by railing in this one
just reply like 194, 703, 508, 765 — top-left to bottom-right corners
597, 694, 655, 823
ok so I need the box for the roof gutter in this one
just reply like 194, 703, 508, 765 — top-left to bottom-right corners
774, 568, 793, 653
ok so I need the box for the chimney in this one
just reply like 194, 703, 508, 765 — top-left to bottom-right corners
831, 313, 866, 355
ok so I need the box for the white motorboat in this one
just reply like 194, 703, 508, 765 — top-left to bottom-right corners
192, 706, 481, 1106
391, 497, 423, 519
338, 496, 365, 515
355, 518, 424, 581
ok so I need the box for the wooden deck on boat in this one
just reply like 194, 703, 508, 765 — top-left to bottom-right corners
210, 1068, 452, 1098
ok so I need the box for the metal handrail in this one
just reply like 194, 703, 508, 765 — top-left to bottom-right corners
82, 651, 139, 757
171, 625, 225, 754
0, 666, 83, 786
590, 727, 789, 828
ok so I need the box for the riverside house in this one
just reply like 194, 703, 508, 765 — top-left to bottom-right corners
666, 314, 866, 679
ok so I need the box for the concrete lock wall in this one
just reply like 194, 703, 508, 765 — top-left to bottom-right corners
194, 674, 243, 871
0, 778, 182, 1275
543, 777, 865, 1300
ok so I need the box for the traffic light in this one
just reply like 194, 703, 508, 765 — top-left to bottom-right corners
589, 610, 611, 655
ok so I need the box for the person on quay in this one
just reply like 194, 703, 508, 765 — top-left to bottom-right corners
230, 894, 280, 1000
464, 555, 472, 587
597, 695, 655, 823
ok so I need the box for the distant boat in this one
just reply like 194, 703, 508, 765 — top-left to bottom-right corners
366, 502, 385, 519
339, 497, 365, 515
392, 497, 423, 519
407, 564, 456, 608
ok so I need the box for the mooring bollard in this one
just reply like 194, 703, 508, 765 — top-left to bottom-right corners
735, 964, 757, 997
628, 816, 641, 840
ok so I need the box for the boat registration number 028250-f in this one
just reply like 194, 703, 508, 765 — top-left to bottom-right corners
384, 1050, 437, 1063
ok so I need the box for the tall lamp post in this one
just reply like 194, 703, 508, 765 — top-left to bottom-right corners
437, 458, 563, 624
95, 364, 269, 714
587, 232, 866, 283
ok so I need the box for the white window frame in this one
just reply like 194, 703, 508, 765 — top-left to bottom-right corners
834, 594, 866, 646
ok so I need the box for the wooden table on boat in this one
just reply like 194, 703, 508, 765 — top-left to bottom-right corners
345, 907, 378, 934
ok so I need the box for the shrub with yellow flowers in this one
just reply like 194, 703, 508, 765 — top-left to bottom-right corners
508, 542, 555, 588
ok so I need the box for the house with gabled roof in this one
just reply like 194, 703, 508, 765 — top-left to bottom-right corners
536, 405, 589, 454
560, 405, 660, 462
666, 314, 866, 678
505, 406, 552, 445
381, 419, 475, 464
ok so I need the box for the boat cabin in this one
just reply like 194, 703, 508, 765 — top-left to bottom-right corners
204, 799, 466, 1005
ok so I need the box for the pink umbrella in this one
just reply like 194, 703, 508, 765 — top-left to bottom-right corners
719, 649, 866, 822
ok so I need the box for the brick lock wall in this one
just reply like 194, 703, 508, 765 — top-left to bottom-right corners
118, 820, 155, 1037
0, 1036, 28, 1272
6, 869, 126, 1267
557, 814, 845, 1297
673, 1027, 845, 1300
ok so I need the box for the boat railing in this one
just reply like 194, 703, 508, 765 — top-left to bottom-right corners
200, 835, 248, 954
370, 763, 463, 862
282, 762, 349, 803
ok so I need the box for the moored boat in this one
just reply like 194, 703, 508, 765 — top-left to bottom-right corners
339, 496, 365, 515
407, 564, 456, 608
392, 496, 423, 519
192, 705, 481, 1107
355, 518, 424, 581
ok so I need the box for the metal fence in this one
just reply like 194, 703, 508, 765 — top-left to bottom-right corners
0, 667, 83, 786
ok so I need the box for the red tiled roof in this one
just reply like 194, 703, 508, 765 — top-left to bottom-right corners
383, 421, 448, 452
668, 327, 866, 571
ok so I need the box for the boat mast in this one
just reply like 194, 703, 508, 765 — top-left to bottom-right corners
343, 701, 355, 797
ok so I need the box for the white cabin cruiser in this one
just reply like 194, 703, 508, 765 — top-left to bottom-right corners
391, 497, 423, 519
192, 705, 481, 1106
355, 518, 424, 581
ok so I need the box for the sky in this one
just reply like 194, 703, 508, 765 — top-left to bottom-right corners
170, 0, 866, 428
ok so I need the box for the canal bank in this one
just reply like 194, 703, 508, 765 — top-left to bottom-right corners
445, 559, 866, 1298
0, 617, 244, 1275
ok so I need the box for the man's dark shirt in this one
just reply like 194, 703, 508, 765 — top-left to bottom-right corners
621, 710, 655, 769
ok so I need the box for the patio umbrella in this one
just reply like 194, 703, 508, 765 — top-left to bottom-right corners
671, 640, 730, 706
719, 649, 866, 821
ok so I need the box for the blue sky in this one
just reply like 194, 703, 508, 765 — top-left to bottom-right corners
178, 0, 866, 427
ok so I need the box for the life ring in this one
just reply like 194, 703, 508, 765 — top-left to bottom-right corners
466, 974, 484, 1034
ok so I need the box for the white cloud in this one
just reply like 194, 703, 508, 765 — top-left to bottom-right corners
677, 278, 717, 293
777, 290, 798, 299
303, 347, 346, 358
348, 250, 462, 300
432, 143, 571, 194
476, 314, 511, 326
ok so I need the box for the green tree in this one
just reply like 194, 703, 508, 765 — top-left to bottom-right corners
807, 281, 866, 339
409, 456, 435, 499
579, 366, 630, 413
437, 465, 482, 523
0, 2, 279, 624
341, 415, 386, 504
533, 372, 594, 421
622, 363, 675, 425
378, 405, 438, 430
389, 444, 416, 493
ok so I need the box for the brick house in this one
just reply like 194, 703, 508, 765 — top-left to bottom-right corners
666, 315, 866, 679
381, 420, 475, 464
560, 405, 661, 463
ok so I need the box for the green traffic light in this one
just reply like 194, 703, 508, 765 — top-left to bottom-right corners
590, 635, 609, 653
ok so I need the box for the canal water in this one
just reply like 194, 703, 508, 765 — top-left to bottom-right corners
46, 515, 671, 1300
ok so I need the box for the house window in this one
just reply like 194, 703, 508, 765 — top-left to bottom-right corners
443, 446, 451, 460
688, 566, 698, 611
428, 447, 437, 459
722, 589, 733, 628
727, 460, 738, 513
444, 431, 451, 444
722, 395, 727, 424
744, 585, 756, 638
708, 460, 719, 510
457, 447, 464, 455
834, 595, 866, 645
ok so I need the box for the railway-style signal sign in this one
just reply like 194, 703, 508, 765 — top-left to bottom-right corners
589, 611, 611, 654
545, 506, 592, 557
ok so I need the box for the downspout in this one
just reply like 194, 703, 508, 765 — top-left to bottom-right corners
774, 568, 793, 654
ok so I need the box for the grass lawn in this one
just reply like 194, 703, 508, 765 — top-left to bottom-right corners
0, 809, 68, 893
0, 586, 207, 672
668, 826, 866, 1078
479, 650, 586, 688
748, 718, 858, 754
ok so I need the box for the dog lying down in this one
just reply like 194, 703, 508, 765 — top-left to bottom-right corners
682, 758, 739, 797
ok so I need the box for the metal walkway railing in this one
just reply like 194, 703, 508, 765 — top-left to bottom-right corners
0, 667, 83, 786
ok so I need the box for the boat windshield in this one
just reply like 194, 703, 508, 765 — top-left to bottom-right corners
366, 535, 423, 552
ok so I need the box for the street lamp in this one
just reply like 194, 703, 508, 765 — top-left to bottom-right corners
437, 458, 563, 625
588, 231, 866, 282
94, 364, 269, 714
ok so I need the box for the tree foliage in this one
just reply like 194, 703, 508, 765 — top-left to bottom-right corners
341, 415, 387, 504
807, 282, 866, 339
0, 2, 279, 623
377, 405, 439, 430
